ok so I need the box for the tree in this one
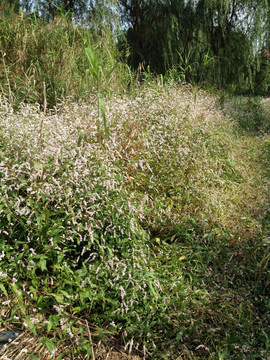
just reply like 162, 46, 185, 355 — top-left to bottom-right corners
195, 0, 267, 87
254, 0, 270, 94
120, 0, 270, 92
18, 0, 117, 26
119, 0, 193, 73
16, 0, 88, 21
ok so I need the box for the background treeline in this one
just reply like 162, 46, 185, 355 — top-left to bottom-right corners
120, 0, 270, 94
1, 0, 270, 108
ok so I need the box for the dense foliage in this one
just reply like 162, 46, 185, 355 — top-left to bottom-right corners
0, 85, 269, 359
0, 8, 131, 109
1, 0, 270, 96
0, 2, 269, 359
120, 0, 270, 93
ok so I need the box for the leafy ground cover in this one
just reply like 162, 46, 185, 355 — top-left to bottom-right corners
0, 83, 269, 359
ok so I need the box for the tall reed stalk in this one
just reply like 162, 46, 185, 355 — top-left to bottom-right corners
85, 32, 117, 139
0, 12, 132, 108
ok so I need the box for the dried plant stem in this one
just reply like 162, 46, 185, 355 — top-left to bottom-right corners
43, 81, 47, 115
39, 82, 47, 146
1, 51, 13, 104
86, 320, 95, 360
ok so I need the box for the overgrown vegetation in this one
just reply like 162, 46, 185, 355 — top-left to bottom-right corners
0, 5, 269, 360
1, 0, 270, 106
120, 0, 270, 94
1, 84, 269, 359
0, 9, 132, 109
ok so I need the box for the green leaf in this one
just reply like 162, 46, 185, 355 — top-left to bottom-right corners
37, 295, 44, 307
52, 294, 64, 303
98, 93, 109, 138
49, 227, 64, 237
104, 63, 117, 81
29, 286, 38, 301
98, 65, 105, 79
85, 46, 98, 80
80, 289, 92, 302
72, 306, 82, 314
47, 315, 59, 332
27, 355, 39, 360
77, 133, 83, 147
26, 317, 37, 336
97, 327, 113, 341
59, 290, 70, 297
63, 279, 74, 286
0, 283, 8, 297
38, 258, 47, 271
40, 337, 55, 354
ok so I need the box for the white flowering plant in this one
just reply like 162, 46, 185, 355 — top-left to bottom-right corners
0, 85, 269, 359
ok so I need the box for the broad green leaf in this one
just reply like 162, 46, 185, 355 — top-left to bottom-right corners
29, 286, 38, 301
38, 258, 47, 271
26, 317, 37, 335
98, 93, 109, 138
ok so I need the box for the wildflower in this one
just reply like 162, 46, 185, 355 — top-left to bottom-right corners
2, 300, 11, 305
49, 347, 58, 358
67, 328, 74, 338
30, 317, 40, 324
53, 305, 64, 313
120, 286, 126, 300
195, 344, 209, 352
0, 271, 7, 278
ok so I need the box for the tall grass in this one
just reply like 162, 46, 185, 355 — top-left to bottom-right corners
0, 12, 134, 109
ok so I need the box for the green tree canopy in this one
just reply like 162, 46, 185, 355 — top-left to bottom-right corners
120, 0, 270, 92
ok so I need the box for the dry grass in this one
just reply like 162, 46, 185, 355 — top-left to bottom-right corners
0, 330, 141, 360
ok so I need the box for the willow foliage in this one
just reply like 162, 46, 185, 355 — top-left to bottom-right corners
120, 0, 270, 93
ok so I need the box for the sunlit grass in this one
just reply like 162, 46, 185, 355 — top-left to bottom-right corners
0, 13, 134, 109
0, 83, 269, 359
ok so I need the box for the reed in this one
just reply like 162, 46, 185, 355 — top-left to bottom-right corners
0, 12, 134, 108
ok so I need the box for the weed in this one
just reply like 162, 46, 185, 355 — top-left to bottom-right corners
0, 83, 269, 359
